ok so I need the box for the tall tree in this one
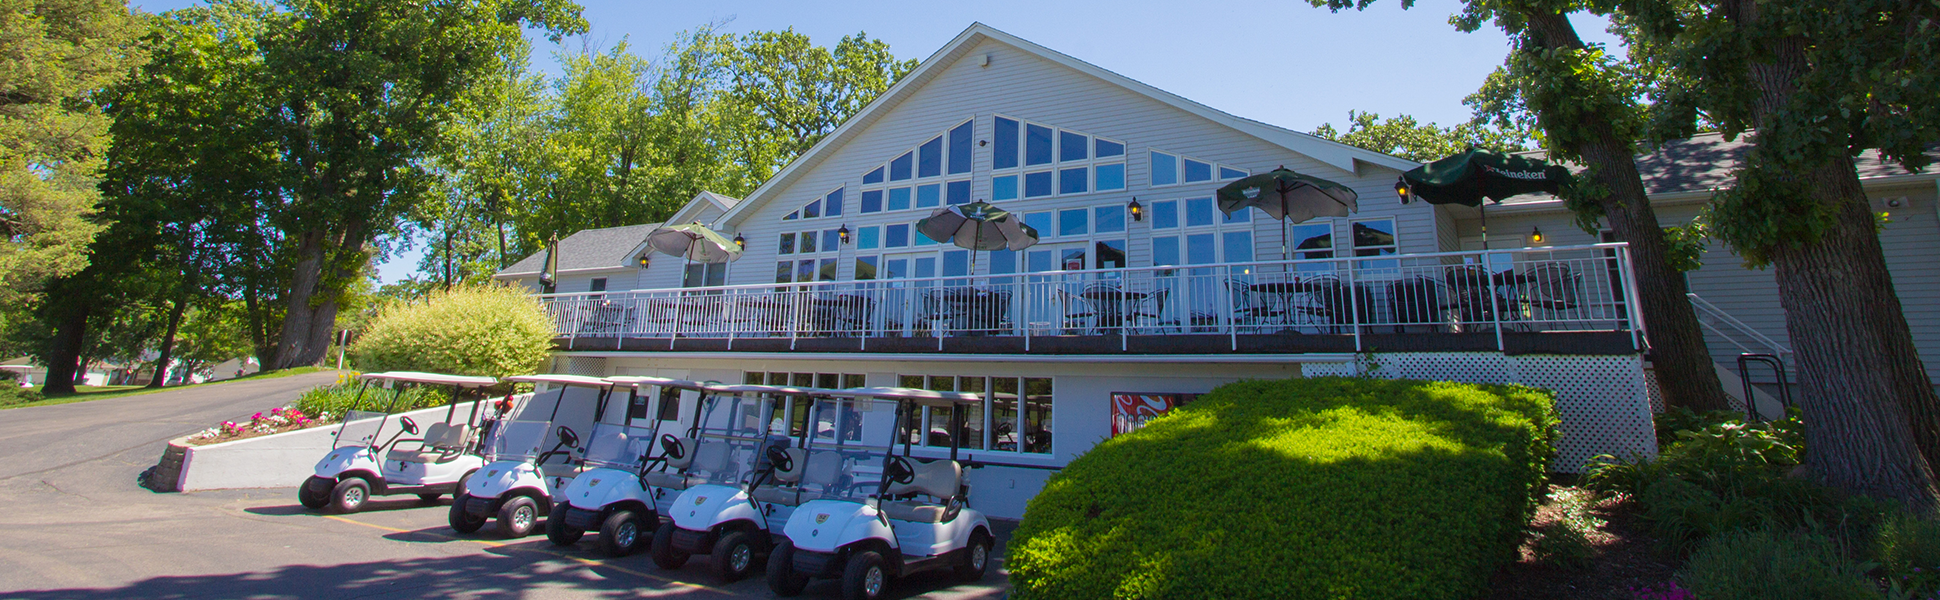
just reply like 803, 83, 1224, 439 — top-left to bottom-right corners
0, 0, 146, 304
1312, 110, 1533, 161
1614, 0, 1940, 507
1312, 0, 1737, 417
724, 30, 918, 162
258, 0, 585, 369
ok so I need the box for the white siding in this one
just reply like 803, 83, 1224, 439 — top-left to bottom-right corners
719, 37, 1417, 286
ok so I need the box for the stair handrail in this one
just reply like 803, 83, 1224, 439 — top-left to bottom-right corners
1687, 293, 1793, 363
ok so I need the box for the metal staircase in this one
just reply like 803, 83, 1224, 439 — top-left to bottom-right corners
1688, 293, 1794, 420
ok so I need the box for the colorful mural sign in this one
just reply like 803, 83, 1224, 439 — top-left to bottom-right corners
1110, 392, 1197, 437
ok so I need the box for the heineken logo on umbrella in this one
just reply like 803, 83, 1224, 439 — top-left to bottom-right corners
1397, 147, 1575, 242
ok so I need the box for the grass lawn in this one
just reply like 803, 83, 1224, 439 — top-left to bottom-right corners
0, 366, 330, 410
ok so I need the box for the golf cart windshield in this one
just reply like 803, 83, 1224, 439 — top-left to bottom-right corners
582, 423, 656, 470
799, 397, 899, 501
688, 391, 777, 487
332, 410, 389, 450
489, 420, 551, 461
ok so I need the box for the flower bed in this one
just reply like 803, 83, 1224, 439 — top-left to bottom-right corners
186, 407, 331, 446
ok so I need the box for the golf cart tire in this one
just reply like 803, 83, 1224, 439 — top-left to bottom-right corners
711, 529, 759, 582
956, 529, 993, 581
496, 496, 540, 538
597, 510, 646, 557
650, 521, 690, 569
546, 503, 585, 546
841, 550, 889, 600
298, 476, 330, 510
448, 493, 487, 534
417, 493, 442, 503
765, 539, 809, 596
329, 477, 370, 514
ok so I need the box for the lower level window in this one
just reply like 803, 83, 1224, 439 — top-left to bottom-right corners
895, 374, 1053, 454
742, 372, 868, 440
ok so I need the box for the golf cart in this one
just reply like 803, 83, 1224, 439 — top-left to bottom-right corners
450, 374, 613, 538
649, 383, 841, 582
298, 371, 498, 514
765, 387, 994, 600
543, 375, 706, 556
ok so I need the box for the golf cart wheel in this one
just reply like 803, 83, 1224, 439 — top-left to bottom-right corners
712, 530, 759, 582
417, 493, 442, 503
329, 478, 370, 514
766, 539, 809, 596
650, 521, 690, 569
598, 510, 646, 557
841, 550, 889, 600
496, 496, 539, 538
956, 530, 993, 581
297, 476, 330, 510
546, 503, 584, 546
448, 493, 487, 534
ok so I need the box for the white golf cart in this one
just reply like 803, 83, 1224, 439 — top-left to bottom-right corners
542, 375, 705, 556
648, 383, 839, 582
765, 387, 995, 600
450, 374, 613, 538
298, 371, 498, 514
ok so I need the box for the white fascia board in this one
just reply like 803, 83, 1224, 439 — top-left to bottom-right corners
717, 23, 1417, 227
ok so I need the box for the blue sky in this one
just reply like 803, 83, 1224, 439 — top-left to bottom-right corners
130, 0, 1620, 284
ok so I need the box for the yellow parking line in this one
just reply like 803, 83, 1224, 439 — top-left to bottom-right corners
321, 515, 731, 595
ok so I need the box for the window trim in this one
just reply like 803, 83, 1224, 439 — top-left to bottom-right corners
857, 118, 976, 215
989, 113, 1127, 201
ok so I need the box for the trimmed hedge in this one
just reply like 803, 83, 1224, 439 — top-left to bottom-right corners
1007, 377, 1559, 600
350, 283, 552, 379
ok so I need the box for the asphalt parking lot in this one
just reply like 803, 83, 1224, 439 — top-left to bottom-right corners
0, 372, 1013, 600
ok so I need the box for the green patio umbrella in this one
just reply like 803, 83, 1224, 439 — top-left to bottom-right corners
1215, 166, 1360, 261
916, 201, 1040, 273
648, 223, 742, 286
1397, 147, 1573, 243
538, 234, 559, 294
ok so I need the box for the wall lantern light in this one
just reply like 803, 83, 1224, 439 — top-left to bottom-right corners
839, 224, 852, 244
1395, 179, 1412, 203
637, 254, 651, 268
733, 233, 746, 251
1530, 226, 1545, 244
1128, 198, 1143, 222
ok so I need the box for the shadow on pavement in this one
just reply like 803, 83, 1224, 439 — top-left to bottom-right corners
2, 553, 726, 600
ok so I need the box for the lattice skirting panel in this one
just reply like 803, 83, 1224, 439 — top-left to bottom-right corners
1306, 353, 1659, 472
564, 356, 608, 377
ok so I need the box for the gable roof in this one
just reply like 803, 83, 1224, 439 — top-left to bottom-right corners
718, 22, 1418, 227
1497, 133, 1940, 210
670, 191, 740, 226
496, 222, 661, 277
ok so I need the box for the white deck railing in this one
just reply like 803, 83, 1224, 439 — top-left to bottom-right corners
538, 243, 1645, 354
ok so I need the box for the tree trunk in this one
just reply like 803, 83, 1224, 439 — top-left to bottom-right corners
243, 283, 278, 368
1523, 12, 1735, 413
271, 230, 339, 369
1730, 0, 1940, 510
147, 296, 187, 389
42, 304, 90, 395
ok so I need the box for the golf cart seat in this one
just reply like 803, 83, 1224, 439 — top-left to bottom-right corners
751, 448, 812, 505
646, 439, 731, 491
386, 422, 469, 464
881, 458, 961, 523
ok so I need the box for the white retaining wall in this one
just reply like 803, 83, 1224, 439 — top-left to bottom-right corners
173, 401, 485, 492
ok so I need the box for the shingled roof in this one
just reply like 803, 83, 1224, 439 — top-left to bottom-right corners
1500, 132, 1937, 206
498, 223, 661, 277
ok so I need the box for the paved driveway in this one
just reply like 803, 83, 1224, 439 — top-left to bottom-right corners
0, 372, 1013, 599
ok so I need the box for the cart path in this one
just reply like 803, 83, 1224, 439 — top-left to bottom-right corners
0, 369, 1013, 599
0, 370, 342, 481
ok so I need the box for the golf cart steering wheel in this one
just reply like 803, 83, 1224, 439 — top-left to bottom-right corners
398, 416, 419, 435
659, 434, 685, 460
764, 445, 794, 472
554, 426, 579, 450
884, 456, 916, 485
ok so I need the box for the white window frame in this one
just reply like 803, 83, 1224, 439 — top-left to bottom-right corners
1147, 195, 1256, 266
990, 113, 1127, 201
857, 118, 975, 215
781, 185, 848, 222
1146, 147, 1249, 189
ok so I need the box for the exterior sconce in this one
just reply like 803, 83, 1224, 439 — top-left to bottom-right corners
1128, 198, 1143, 222
1530, 226, 1545, 244
1394, 178, 1412, 203
637, 254, 650, 268
838, 224, 852, 244
733, 233, 746, 250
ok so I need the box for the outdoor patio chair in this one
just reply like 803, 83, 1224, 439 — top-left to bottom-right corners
1056, 288, 1096, 335
1443, 266, 1507, 332
1307, 278, 1378, 334
1126, 288, 1176, 334
1386, 277, 1447, 333
1521, 264, 1583, 330
1225, 279, 1284, 332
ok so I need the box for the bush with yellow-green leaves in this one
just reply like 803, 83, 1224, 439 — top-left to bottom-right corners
350, 284, 552, 379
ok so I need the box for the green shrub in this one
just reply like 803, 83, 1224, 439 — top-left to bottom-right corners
349, 283, 552, 379
1873, 510, 1940, 596
1007, 377, 1559, 600
0, 385, 44, 405
1679, 528, 1878, 600
290, 380, 448, 421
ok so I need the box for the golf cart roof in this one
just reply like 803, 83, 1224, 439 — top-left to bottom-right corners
706, 383, 845, 396
832, 386, 984, 407
604, 375, 710, 390
358, 371, 498, 388
505, 374, 613, 388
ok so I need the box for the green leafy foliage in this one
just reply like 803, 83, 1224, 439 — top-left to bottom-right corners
291, 378, 445, 421
1007, 377, 1559, 600
1312, 110, 1534, 163
348, 284, 551, 379
1678, 528, 1879, 600
1873, 511, 1940, 598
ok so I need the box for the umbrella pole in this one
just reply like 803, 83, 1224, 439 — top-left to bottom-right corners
1480, 203, 1490, 247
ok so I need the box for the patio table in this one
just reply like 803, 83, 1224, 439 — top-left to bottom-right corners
1080, 288, 1149, 330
